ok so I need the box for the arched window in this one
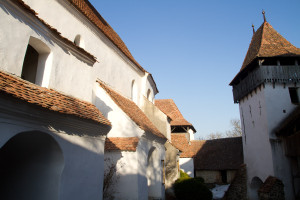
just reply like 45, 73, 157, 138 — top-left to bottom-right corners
147, 89, 151, 100
21, 36, 52, 87
131, 80, 137, 103
74, 34, 85, 48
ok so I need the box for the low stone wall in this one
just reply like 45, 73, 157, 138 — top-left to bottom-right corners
258, 176, 285, 200
222, 164, 247, 200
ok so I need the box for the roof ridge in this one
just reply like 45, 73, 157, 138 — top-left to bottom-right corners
97, 80, 166, 139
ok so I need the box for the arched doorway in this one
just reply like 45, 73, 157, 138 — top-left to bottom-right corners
0, 131, 64, 200
249, 176, 263, 199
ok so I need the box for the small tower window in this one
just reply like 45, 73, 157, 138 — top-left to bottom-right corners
147, 89, 151, 100
289, 87, 300, 104
131, 80, 137, 103
21, 37, 52, 87
21, 45, 39, 83
74, 34, 85, 48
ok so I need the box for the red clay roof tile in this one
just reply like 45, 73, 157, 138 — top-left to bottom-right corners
105, 137, 139, 151
0, 70, 111, 126
97, 81, 166, 139
241, 21, 300, 71
155, 99, 196, 131
171, 133, 189, 153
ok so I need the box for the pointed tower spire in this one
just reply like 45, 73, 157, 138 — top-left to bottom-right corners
252, 24, 255, 35
262, 10, 266, 22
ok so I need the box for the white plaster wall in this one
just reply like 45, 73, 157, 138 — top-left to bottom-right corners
239, 83, 297, 200
0, 1, 94, 101
264, 83, 298, 135
104, 151, 139, 200
188, 129, 194, 141
263, 82, 297, 200
137, 137, 166, 200
239, 86, 273, 183
179, 158, 194, 177
0, 102, 107, 200
21, 0, 149, 103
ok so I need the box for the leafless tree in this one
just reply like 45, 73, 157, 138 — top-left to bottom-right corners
203, 119, 242, 140
225, 119, 242, 138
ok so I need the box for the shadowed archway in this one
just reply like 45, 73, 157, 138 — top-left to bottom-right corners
0, 131, 64, 200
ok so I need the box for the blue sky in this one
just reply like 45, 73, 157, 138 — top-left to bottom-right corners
89, 0, 300, 139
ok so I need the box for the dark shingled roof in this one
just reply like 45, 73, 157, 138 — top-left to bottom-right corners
0, 70, 111, 126
98, 81, 166, 140
155, 99, 196, 132
105, 137, 139, 151
193, 137, 243, 170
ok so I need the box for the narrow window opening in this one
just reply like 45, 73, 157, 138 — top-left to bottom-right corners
221, 170, 227, 183
21, 37, 52, 87
74, 34, 85, 48
21, 45, 39, 83
280, 58, 296, 66
147, 89, 151, 100
261, 58, 277, 66
131, 80, 137, 103
289, 87, 299, 104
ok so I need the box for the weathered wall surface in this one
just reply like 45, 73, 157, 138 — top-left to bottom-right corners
196, 170, 221, 183
196, 170, 237, 184
164, 142, 179, 188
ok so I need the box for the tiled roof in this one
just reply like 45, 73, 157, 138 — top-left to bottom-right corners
241, 21, 300, 71
170, 134, 206, 158
193, 137, 244, 170
180, 140, 206, 158
155, 99, 195, 131
0, 70, 111, 126
105, 137, 139, 151
97, 81, 166, 139
171, 133, 189, 152
14, 0, 97, 63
